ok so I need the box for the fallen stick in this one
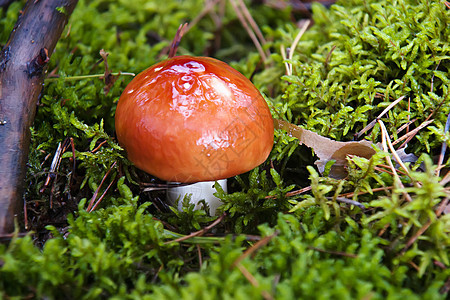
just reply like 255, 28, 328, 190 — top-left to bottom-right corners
0, 0, 78, 234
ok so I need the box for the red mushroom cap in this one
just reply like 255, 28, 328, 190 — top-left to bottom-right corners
115, 56, 274, 183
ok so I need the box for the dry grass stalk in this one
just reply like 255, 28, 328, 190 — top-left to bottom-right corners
233, 232, 278, 266
378, 120, 413, 202
87, 161, 117, 212
236, 264, 274, 300
236, 0, 269, 49
339, 186, 394, 199
281, 20, 311, 76
395, 117, 417, 135
164, 212, 226, 244
391, 119, 434, 146
355, 96, 404, 139
229, 0, 268, 62
265, 186, 312, 199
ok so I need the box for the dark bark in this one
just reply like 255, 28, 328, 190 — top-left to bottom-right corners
0, 0, 78, 234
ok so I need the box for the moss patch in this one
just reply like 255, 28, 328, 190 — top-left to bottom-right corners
0, 0, 449, 298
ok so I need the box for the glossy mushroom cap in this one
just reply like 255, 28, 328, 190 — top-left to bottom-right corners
115, 56, 274, 183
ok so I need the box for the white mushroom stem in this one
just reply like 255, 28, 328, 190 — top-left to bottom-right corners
166, 179, 227, 216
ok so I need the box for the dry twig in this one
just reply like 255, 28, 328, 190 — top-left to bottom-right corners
0, 0, 78, 234
197, 244, 203, 269
165, 212, 226, 244
232, 231, 278, 300
401, 219, 432, 254
87, 161, 117, 212
233, 231, 278, 266
236, 264, 274, 300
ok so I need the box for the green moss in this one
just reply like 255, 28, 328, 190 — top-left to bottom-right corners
0, 0, 448, 298
273, 0, 450, 148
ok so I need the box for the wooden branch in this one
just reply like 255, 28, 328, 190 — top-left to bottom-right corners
0, 0, 78, 234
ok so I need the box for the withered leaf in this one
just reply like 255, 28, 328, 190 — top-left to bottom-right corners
274, 119, 376, 179
99, 49, 119, 95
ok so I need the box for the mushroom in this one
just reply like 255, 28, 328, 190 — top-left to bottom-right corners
115, 56, 274, 214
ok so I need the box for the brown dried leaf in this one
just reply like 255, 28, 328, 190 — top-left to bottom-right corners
274, 119, 376, 179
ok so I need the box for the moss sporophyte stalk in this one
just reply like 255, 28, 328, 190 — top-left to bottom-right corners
0, 0, 449, 299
